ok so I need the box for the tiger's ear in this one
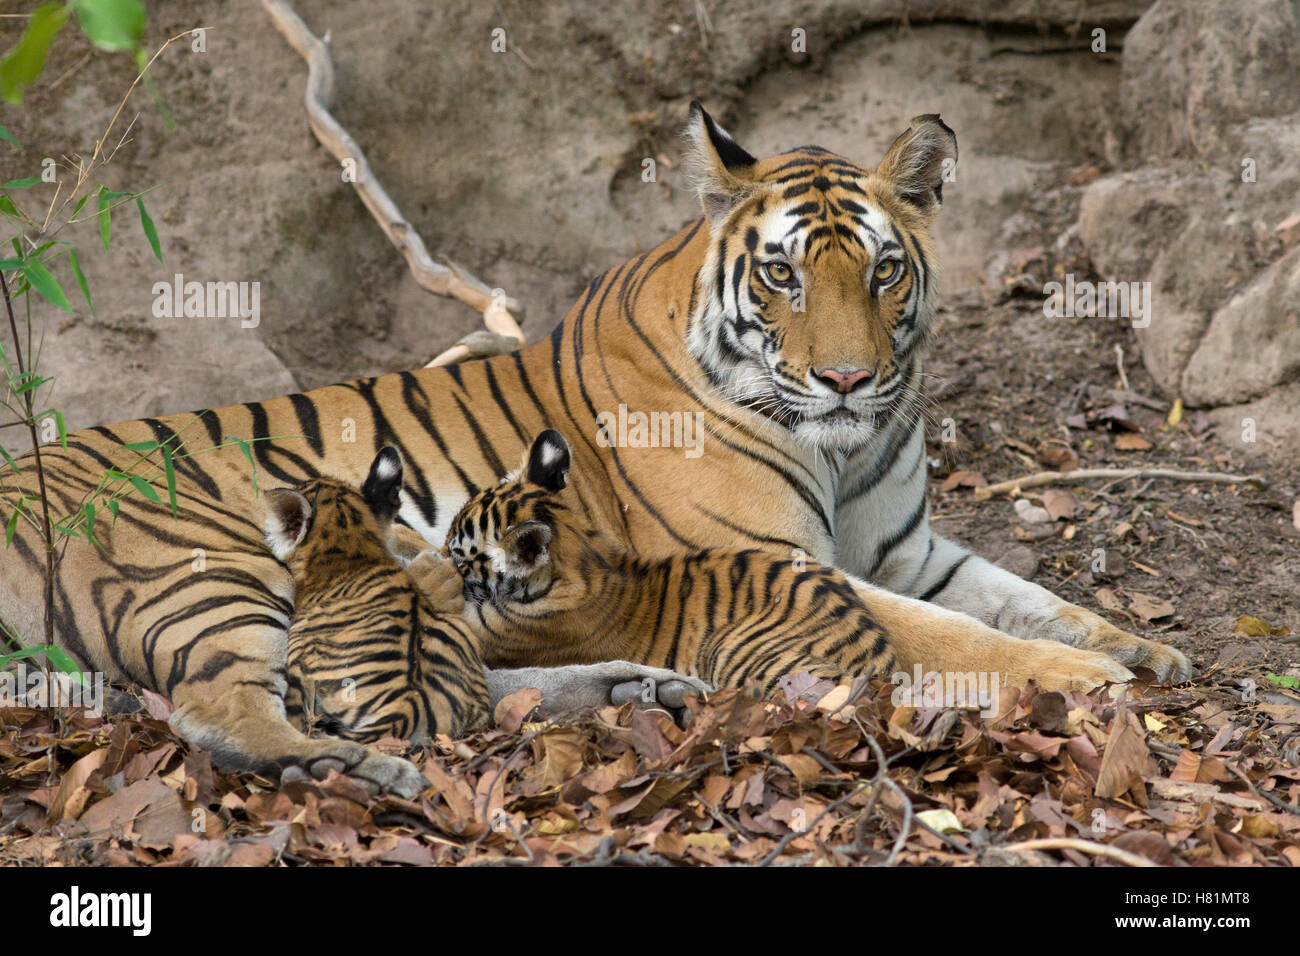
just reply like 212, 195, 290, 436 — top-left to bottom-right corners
875, 114, 957, 217
264, 488, 312, 561
684, 100, 759, 226
495, 520, 553, 577
361, 446, 404, 523
526, 429, 571, 493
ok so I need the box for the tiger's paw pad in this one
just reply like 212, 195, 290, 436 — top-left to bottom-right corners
610, 677, 706, 710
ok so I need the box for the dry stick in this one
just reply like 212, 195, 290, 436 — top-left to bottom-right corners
974, 467, 1266, 500
995, 837, 1158, 867
261, 0, 525, 366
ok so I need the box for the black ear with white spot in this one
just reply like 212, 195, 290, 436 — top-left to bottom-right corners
361, 446, 404, 523
684, 100, 759, 226
264, 489, 312, 562
498, 520, 553, 577
875, 114, 957, 215
526, 429, 571, 493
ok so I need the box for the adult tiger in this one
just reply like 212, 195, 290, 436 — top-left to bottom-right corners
0, 104, 1189, 783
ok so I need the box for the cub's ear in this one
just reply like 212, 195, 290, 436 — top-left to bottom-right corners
362, 446, 404, 523
495, 520, 553, 578
684, 100, 759, 226
875, 114, 957, 216
264, 489, 312, 561
526, 429, 571, 493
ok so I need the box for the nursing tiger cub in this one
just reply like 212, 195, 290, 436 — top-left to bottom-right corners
263, 446, 489, 748
445, 429, 896, 692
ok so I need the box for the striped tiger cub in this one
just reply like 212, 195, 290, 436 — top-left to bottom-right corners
264, 446, 489, 748
444, 429, 896, 693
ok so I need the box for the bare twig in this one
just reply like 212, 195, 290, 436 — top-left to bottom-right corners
261, 0, 525, 363
994, 837, 1158, 867
974, 467, 1266, 500
1114, 344, 1129, 391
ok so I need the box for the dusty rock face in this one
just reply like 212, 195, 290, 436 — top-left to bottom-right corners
1073, 0, 1300, 450
27, 0, 1300, 462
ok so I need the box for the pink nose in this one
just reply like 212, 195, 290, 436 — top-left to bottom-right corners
815, 367, 874, 394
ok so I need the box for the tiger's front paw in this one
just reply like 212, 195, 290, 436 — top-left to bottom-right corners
1012, 639, 1136, 693
1050, 606, 1194, 683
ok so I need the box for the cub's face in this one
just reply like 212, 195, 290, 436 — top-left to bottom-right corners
443, 430, 571, 607
683, 104, 956, 452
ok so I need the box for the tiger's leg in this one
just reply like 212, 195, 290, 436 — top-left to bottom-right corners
833, 425, 1191, 682
840, 573, 1136, 692
154, 606, 429, 798
486, 663, 711, 716
878, 534, 1192, 681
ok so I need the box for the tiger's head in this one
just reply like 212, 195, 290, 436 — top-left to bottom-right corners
442, 429, 578, 609
683, 102, 956, 452
262, 446, 406, 576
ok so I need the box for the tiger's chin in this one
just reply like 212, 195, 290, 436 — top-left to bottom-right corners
791, 408, 877, 453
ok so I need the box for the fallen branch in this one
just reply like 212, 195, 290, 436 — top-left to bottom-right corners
262, 0, 525, 364
995, 837, 1158, 867
974, 467, 1266, 500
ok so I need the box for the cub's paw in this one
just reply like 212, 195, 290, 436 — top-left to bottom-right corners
301, 742, 427, 799
407, 551, 466, 613
1013, 639, 1136, 693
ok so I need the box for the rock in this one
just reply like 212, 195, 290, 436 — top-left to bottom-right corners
1120, 0, 1300, 163
991, 542, 1041, 580
1181, 244, 1300, 406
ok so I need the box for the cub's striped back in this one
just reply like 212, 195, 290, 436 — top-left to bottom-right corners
266, 447, 488, 743
444, 429, 896, 692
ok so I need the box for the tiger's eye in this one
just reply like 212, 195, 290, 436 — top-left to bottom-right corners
873, 259, 900, 283
764, 261, 794, 284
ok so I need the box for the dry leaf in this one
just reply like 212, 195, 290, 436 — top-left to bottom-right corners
1114, 433, 1152, 451
1128, 592, 1175, 621
1233, 616, 1291, 637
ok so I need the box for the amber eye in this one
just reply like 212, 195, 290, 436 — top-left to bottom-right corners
873, 259, 901, 284
763, 261, 795, 284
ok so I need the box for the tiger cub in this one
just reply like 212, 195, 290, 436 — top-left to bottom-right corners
443, 430, 897, 694
264, 447, 489, 744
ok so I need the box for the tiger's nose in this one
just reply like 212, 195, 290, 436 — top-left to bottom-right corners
814, 367, 874, 394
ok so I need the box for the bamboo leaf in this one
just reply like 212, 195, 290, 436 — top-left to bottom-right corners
21, 258, 70, 311
136, 196, 162, 261
0, 123, 19, 150
161, 441, 177, 517
43, 644, 85, 683
68, 247, 94, 316
1, 177, 41, 190
127, 473, 160, 503
71, 0, 145, 53
226, 434, 258, 495
0, 3, 70, 106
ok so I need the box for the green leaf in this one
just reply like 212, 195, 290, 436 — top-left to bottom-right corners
106, 498, 119, 519
71, 0, 145, 53
122, 440, 159, 453
0, 195, 18, 219
43, 644, 85, 683
0, 3, 70, 106
67, 248, 94, 316
21, 258, 70, 311
0, 646, 51, 665
1, 176, 41, 190
126, 473, 160, 503
161, 441, 178, 517
0, 258, 22, 270
0, 123, 19, 150
70, 193, 88, 217
226, 435, 258, 495
12, 371, 50, 395
96, 185, 111, 252
1266, 674, 1300, 691
4, 506, 18, 546
136, 197, 161, 261
54, 408, 66, 448
0, 444, 20, 475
